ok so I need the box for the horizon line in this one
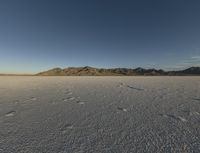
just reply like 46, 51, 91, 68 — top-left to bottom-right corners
0, 65, 199, 75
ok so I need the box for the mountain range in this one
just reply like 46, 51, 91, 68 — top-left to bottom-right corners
36, 66, 200, 76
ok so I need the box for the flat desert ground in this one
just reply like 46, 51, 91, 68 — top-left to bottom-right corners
0, 76, 200, 153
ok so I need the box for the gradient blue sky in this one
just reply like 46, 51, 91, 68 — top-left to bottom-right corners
0, 0, 200, 73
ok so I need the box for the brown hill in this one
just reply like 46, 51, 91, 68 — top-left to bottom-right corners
37, 66, 200, 76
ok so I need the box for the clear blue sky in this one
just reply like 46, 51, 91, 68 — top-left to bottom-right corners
0, 0, 200, 73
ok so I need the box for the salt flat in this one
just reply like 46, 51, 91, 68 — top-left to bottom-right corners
0, 76, 200, 153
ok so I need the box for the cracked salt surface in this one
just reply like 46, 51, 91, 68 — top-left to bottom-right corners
0, 76, 200, 153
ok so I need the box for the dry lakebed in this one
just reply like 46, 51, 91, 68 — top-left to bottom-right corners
0, 76, 200, 153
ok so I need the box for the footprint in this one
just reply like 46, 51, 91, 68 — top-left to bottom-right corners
192, 98, 200, 101
30, 97, 37, 101
61, 124, 74, 134
65, 124, 73, 129
177, 116, 187, 122
5, 111, 16, 117
63, 99, 68, 102
68, 97, 75, 100
14, 100, 20, 104
24, 97, 37, 102
65, 91, 72, 95
118, 83, 125, 88
159, 114, 187, 122
63, 97, 75, 102
117, 107, 128, 112
76, 101, 85, 105
127, 85, 144, 91
118, 83, 144, 91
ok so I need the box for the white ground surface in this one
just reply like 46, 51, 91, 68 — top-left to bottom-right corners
0, 76, 200, 153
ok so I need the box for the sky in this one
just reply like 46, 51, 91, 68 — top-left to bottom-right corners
0, 0, 200, 74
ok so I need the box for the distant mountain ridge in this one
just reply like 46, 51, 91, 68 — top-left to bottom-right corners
37, 66, 200, 76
